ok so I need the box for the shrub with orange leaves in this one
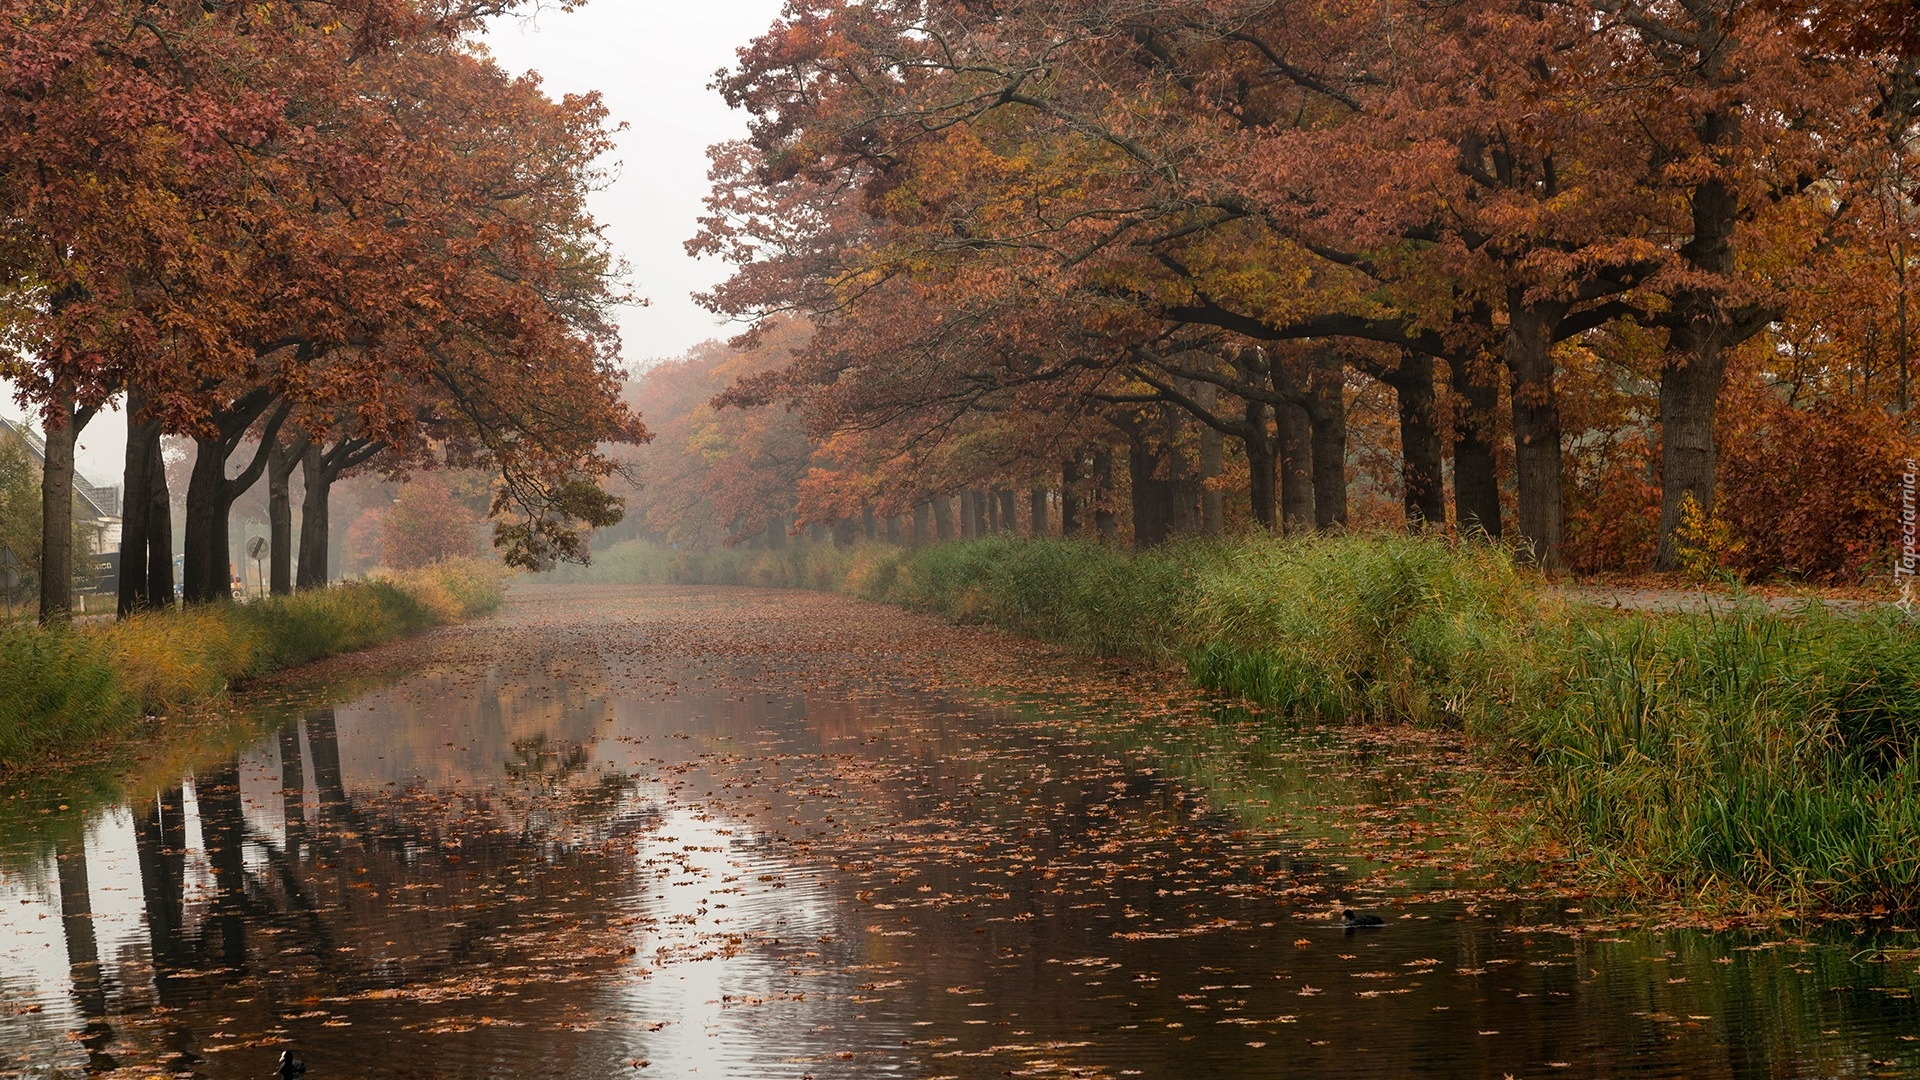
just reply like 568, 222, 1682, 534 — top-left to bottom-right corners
380, 475, 487, 571
1717, 393, 1915, 583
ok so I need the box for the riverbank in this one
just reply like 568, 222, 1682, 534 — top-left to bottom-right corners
0, 559, 506, 772
546, 535, 1920, 915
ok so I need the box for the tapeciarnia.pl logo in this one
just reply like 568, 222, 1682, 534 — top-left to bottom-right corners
1899, 458, 1918, 615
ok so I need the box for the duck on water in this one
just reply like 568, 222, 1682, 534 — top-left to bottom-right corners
1340, 909, 1386, 928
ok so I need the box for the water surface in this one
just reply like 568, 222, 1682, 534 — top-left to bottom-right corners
1, 585, 1916, 1078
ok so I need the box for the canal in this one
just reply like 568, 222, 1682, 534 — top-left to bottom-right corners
1, 584, 1916, 1078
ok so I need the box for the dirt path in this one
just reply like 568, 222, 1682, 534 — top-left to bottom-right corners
1552, 584, 1883, 615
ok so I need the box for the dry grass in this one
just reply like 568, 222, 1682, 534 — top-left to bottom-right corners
0, 558, 506, 771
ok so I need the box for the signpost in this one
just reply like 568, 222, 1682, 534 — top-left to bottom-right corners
0, 544, 18, 620
247, 535, 269, 600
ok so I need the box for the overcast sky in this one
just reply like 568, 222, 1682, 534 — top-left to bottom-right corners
4, 0, 784, 483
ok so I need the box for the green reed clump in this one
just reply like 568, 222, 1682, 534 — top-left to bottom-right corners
1179, 532, 1548, 728
1522, 604, 1920, 908
877, 537, 1205, 656
0, 559, 508, 772
0, 623, 133, 765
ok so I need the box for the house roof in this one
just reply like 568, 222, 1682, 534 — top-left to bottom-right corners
0, 415, 122, 519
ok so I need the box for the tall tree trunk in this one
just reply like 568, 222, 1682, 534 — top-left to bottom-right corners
766, 510, 786, 549
38, 401, 91, 623
1242, 399, 1278, 530
1128, 427, 1173, 548
1450, 356, 1503, 540
182, 436, 228, 603
1387, 352, 1446, 529
1277, 400, 1313, 532
183, 393, 285, 604
267, 432, 307, 597
884, 512, 901, 544
1163, 404, 1202, 537
1653, 109, 1759, 570
145, 442, 174, 610
118, 392, 160, 616
1505, 295, 1571, 566
933, 496, 953, 540
1060, 458, 1083, 536
958, 490, 975, 540
997, 488, 1018, 535
297, 443, 331, 587
1091, 449, 1117, 540
1198, 388, 1225, 536
1305, 349, 1348, 530
969, 488, 990, 538
861, 503, 877, 541
1654, 341, 1730, 568
912, 503, 930, 545
1029, 488, 1049, 537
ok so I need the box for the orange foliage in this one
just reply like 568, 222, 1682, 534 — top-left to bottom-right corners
1717, 392, 1916, 582
381, 475, 487, 571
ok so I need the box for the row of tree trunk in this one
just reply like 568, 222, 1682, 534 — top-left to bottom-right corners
32, 389, 381, 622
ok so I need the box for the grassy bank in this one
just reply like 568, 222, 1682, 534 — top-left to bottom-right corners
0, 558, 505, 771
552, 535, 1920, 913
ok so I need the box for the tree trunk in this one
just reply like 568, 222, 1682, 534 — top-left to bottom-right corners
1029, 488, 1049, 537
1241, 399, 1278, 530
183, 394, 285, 604
933, 496, 953, 540
912, 503, 930, 545
861, 503, 877, 541
957, 490, 975, 539
118, 392, 160, 616
183, 435, 229, 604
1450, 356, 1503, 540
884, 512, 901, 544
1388, 352, 1446, 529
38, 401, 89, 623
997, 488, 1018, 535
1652, 109, 1757, 570
1505, 296, 1571, 566
971, 489, 990, 538
1129, 429, 1174, 548
1653, 343, 1730, 568
1277, 400, 1313, 532
267, 433, 307, 596
297, 443, 332, 589
1163, 404, 1202, 537
1306, 349, 1348, 530
145, 442, 174, 611
1091, 449, 1117, 540
1061, 458, 1083, 536
1199, 392, 1225, 535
